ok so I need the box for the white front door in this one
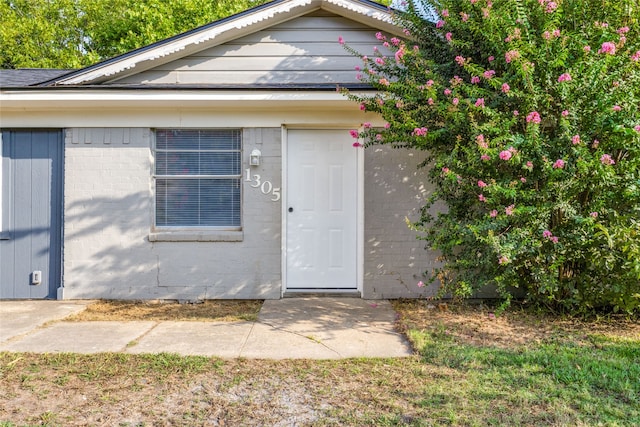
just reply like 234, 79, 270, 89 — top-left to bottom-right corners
286, 129, 358, 290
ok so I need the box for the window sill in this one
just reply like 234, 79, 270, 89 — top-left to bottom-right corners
149, 230, 243, 242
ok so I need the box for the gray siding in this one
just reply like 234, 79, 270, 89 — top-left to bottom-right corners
112, 11, 390, 86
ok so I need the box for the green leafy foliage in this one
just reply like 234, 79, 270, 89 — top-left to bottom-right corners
343, 0, 640, 313
0, 0, 269, 69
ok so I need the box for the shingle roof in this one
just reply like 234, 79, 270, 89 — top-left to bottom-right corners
0, 69, 74, 88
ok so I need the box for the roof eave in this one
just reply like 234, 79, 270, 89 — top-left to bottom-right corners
46, 0, 400, 87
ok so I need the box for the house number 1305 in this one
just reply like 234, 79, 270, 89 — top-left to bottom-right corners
245, 169, 281, 201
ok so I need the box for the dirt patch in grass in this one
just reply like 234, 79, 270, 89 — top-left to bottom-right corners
0, 353, 434, 426
392, 299, 640, 349
65, 300, 264, 322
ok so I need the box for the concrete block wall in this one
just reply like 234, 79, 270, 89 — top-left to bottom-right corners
62, 127, 282, 300
363, 146, 443, 299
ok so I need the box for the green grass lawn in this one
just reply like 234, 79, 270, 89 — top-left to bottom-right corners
403, 325, 639, 426
1, 301, 638, 426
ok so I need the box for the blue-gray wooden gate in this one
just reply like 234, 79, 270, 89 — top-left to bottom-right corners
0, 130, 63, 299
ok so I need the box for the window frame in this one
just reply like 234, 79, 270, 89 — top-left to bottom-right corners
152, 128, 243, 233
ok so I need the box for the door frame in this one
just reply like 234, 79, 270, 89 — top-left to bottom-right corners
281, 125, 364, 296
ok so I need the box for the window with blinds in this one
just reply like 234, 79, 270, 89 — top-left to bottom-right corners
154, 129, 241, 228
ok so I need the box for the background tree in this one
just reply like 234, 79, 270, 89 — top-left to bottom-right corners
344, 0, 640, 313
0, 0, 268, 69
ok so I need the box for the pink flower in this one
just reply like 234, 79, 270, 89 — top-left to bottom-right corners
635, 125, 640, 132
375, 32, 385, 41
412, 127, 428, 137
375, 57, 385, 65
553, 29, 561, 37
445, 32, 453, 42
483, 70, 496, 79
505, 205, 515, 216
590, 212, 598, 218
375, 134, 383, 141
617, 26, 630, 34
384, 122, 391, 129
592, 139, 600, 148
600, 154, 615, 165
455, 55, 466, 66
526, 161, 534, 169
442, 167, 450, 174
488, 55, 495, 62
417, 281, 425, 288
612, 105, 622, 112
526, 111, 541, 124
338, 36, 345, 45
632, 51, 640, 62
426, 79, 434, 87
562, 110, 569, 117
553, 159, 565, 169
584, 45, 591, 53
543, 229, 553, 238
498, 255, 509, 265
481, 154, 491, 161
598, 42, 616, 55
395, 49, 405, 63
436, 20, 445, 28
390, 37, 401, 46
352, 142, 362, 147
444, 88, 452, 96
513, 110, 519, 116
441, 9, 449, 17
543, 31, 552, 40
349, 129, 359, 138
490, 210, 498, 217
550, 236, 559, 244
428, 98, 434, 105
557, 73, 572, 82
475, 98, 485, 107
520, 177, 527, 183
461, 12, 469, 22
499, 150, 512, 161
505, 50, 520, 63
478, 180, 488, 188
572, 135, 580, 145
452, 97, 459, 106
378, 78, 390, 86
501, 83, 510, 93
476, 134, 488, 149
359, 103, 366, 111
363, 122, 372, 128
478, 194, 486, 202
471, 76, 480, 84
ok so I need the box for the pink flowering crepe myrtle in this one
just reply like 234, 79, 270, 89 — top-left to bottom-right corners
557, 73, 572, 82
598, 42, 616, 55
526, 111, 542, 124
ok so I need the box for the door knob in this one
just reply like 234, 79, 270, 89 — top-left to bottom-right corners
288, 207, 294, 212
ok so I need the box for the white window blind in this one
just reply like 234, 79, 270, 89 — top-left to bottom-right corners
154, 129, 241, 228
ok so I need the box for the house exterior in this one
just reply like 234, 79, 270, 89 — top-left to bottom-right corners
0, 0, 442, 300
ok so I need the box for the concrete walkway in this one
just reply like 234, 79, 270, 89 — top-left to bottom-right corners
0, 298, 413, 359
